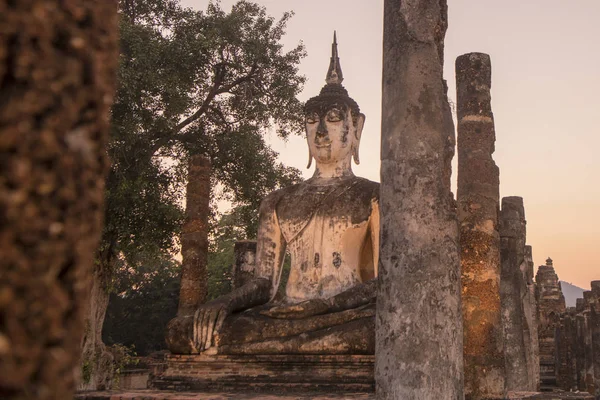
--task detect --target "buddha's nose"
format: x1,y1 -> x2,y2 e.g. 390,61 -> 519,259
316,119 -> 328,137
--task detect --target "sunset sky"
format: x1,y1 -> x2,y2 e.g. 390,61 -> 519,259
183,0 -> 600,289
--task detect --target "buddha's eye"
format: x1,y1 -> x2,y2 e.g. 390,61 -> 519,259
306,113 -> 319,124
326,109 -> 344,122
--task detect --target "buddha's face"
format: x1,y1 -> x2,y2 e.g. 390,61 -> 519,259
305,105 -> 363,165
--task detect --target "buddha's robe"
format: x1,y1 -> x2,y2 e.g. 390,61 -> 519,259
216,177 -> 379,354
167,177 -> 380,355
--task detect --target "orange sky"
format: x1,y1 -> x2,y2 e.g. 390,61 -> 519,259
184,0 -> 600,289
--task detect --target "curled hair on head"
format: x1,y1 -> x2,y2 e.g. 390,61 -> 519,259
304,84 -> 361,125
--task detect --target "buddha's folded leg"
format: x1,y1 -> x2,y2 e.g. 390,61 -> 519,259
217,316 -> 375,355
216,303 -> 375,347
166,303 -> 375,355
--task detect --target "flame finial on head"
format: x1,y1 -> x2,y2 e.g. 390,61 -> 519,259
305,31 -> 359,123
326,31 -> 343,85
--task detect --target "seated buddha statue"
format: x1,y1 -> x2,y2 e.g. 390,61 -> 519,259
166,34 -> 379,355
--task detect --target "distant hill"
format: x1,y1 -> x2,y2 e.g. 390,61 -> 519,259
560,281 -> 586,307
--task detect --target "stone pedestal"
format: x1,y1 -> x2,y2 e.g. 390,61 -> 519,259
152,354 -> 375,392
456,52 -> 504,400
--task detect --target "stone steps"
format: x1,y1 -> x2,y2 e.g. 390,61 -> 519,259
75,391 -> 374,399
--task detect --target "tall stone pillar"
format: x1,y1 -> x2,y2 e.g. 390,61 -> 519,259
524,245 -> 540,390
568,309 -> 579,391
232,240 -> 257,289
575,299 -> 587,391
455,52 -> 504,400
591,281 -> 600,398
556,309 -> 578,391
583,291 -> 596,395
500,196 -> 530,391
178,155 -> 211,316
535,258 -> 567,390
377,1 -> 464,398
0,1 -> 118,398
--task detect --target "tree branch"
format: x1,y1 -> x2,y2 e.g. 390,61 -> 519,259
174,61 -> 258,133
143,62 -> 259,159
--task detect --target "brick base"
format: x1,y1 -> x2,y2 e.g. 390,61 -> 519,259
151,354 -> 375,392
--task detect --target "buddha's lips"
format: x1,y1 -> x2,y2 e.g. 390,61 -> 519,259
315,143 -> 331,148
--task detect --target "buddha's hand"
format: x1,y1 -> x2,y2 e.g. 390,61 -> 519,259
192,297 -> 233,352
260,298 -> 331,320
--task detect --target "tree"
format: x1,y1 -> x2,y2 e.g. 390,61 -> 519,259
104,256 -> 181,356
103,206 -> 291,355
82,0 -> 305,388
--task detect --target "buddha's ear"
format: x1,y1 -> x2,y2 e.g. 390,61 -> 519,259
353,113 -> 366,165
355,113 -> 366,140
305,124 -> 313,169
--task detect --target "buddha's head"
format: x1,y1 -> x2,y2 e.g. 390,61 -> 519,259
304,33 -> 365,169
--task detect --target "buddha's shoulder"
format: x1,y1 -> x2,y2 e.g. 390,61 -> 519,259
259,183 -> 305,210
260,177 -> 379,211
334,177 -> 379,208
349,177 -> 379,198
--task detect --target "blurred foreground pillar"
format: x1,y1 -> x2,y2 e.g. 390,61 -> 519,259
0,1 -> 118,399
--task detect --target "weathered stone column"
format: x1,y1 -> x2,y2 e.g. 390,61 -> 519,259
591,281 -> 600,397
500,197 -> 530,391
568,309 -> 579,391
536,258 -> 567,390
377,1 -> 463,398
583,291 -> 596,395
524,245 -> 541,390
456,52 -> 504,400
556,309 -> 578,391
232,240 -> 257,289
575,299 -> 587,391
0,1 -> 118,398
178,155 -> 211,316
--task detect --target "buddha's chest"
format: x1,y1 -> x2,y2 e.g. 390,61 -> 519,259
275,184 -> 373,243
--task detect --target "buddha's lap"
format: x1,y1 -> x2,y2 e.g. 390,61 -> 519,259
216,303 -> 375,347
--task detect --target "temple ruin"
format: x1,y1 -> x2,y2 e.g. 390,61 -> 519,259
44,1 -> 599,399
531,261 -> 600,398
144,28 -> 600,400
